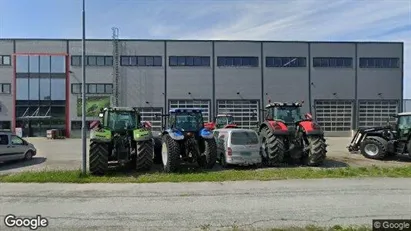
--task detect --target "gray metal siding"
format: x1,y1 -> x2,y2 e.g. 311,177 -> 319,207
357,43 -> 403,100
166,41 -> 213,100
263,42 -> 310,112
0,40 -> 14,121
120,41 -> 165,108
15,40 -> 66,53
310,43 -> 356,100
214,42 -> 261,100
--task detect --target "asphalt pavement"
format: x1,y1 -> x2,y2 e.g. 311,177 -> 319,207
1,178 -> 410,230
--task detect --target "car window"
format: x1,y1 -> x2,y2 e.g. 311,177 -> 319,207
11,135 -> 24,145
0,134 -> 9,145
230,131 -> 259,145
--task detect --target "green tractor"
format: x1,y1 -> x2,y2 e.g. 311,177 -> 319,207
89,107 -> 154,175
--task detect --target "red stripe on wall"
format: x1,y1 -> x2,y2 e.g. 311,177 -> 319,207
12,55 -> 16,134
65,55 -> 70,138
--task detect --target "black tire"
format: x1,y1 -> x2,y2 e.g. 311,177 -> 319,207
153,137 -> 163,164
162,134 -> 181,173
89,141 -> 109,175
136,140 -> 154,171
360,136 -> 388,159
304,136 -> 327,166
260,126 -> 285,166
197,138 -> 218,169
24,151 -> 33,160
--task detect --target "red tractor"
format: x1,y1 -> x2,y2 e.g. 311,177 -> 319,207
258,101 -> 327,166
204,114 -> 238,130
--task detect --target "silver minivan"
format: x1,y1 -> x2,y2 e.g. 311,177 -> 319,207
213,128 -> 262,167
0,131 -> 37,163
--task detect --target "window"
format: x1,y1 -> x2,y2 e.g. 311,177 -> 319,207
70,55 -> 113,66
0,121 -> 11,130
0,55 -> 11,66
359,57 -> 400,68
217,56 -> 259,67
266,57 -> 306,67
16,55 -> 29,73
120,56 -> 162,66
314,100 -> 354,132
11,135 -> 24,145
313,57 -> 353,68
168,56 -> 211,67
230,131 -> 259,145
50,56 -> 66,73
0,134 -> 8,145
71,83 -> 113,94
0,83 -> 11,94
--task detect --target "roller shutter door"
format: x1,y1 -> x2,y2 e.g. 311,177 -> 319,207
314,100 -> 354,132
168,100 -> 210,122
216,100 -> 259,129
358,100 -> 399,128
138,107 -> 163,131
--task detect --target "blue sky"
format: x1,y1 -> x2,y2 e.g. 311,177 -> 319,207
0,0 -> 410,97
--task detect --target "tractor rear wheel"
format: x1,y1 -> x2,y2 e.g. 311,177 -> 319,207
360,136 -> 388,159
303,135 -> 327,166
161,134 -> 181,173
136,140 -> 154,171
260,126 -> 285,166
197,138 -> 218,169
89,141 -> 109,175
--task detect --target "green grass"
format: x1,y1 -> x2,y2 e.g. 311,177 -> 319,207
199,224 -> 371,231
0,165 -> 410,183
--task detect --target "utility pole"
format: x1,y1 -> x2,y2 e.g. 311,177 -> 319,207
81,0 -> 87,175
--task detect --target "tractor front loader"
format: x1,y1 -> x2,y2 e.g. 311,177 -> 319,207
258,101 -> 327,166
154,108 -> 218,173
347,112 -> 411,159
89,107 -> 154,175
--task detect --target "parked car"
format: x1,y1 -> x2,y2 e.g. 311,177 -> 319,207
0,131 -> 37,163
213,128 -> 262,167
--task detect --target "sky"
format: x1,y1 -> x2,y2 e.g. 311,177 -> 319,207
0,0 -> 410,97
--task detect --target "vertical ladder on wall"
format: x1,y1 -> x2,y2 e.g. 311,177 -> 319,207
112,27 -> 120,107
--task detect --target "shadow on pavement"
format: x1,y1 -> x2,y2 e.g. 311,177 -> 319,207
0,157 -> 47,172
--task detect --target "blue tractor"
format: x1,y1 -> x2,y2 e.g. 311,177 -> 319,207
155,108 -> 218,172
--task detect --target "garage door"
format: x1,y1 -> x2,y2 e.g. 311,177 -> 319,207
216,100 -> 259,129
314,100 -> 354,132
168,100 -> 210,122
358,100 -> 399,128
138,107 -> 163,131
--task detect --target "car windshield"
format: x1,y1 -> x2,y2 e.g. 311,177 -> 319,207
172,112 -> 204,131
108,111 -> 138,130
272,106 -> 304,123
398,115 -> 411,129
230,131 -> 259,145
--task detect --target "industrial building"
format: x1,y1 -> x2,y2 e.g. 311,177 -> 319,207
0,38 -> 404,137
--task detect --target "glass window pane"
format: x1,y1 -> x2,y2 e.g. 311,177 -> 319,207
130,57 -> 137,66
177,56 -> 185,66
186,57 -> 194,66
16,78 -> 29,100
40,78 -> 51,100
194,57 -> 202,66
105,56 -> 113,66
88,56 -> 97,66
3,56 -> 11,65
96,56 -> 105,66
50,78 -> 66,100
50,56 -> 66,73
121,56 -> 129,66
137,56 -> 146,66
2,84 -> 11,93
153,56 -> 162,66
169,56 -> 178,66
29,56 -> 39,73
146,56 -> 154,66
105,84 -> 112,93
40,56 -> 50,73
16,55 -> 29,73
202,57 -> 210,66
29,77 -> 40,100
96,84 -> 105,93
71,56 -> 81,66
88,84 -> 97,93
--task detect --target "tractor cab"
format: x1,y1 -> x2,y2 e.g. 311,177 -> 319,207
168,108 -> 205,133
96,107 -> 144,134
264,102 -> 311,126
393,112 -> 411,140
215,114 -> 237,129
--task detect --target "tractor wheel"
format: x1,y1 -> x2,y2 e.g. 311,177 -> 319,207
89,141 -> 109,175
197,138 -> 218,169
135,140 -> 154,171
153,137 -> 163,164
360,136 -> 388,159
303,135 -> 327,166
161,134 -> 181,173
260,126 -> 285,166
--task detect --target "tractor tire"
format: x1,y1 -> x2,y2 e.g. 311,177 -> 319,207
304,136 -> 327,166
161,134 -> 181,173
260,126 -> 285,166
197,138 -> 218,169
136,140 -> 154,171
153,137 -> 163,164
360,136 -> 388,160
89,141 -> 109,175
